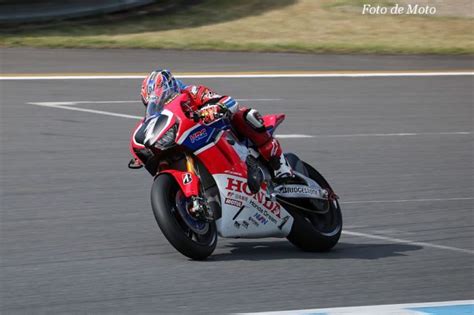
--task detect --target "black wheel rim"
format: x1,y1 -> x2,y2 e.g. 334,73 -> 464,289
168,184 -> 216,246
304,198 -> 341,236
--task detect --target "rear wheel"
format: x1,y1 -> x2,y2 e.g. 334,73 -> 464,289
151,174 -> 217,260
284,154 -> 342,252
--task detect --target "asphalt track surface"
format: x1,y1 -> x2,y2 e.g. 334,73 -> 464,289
1,48 -> 473,314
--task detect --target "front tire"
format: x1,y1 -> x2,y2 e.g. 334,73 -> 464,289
285,154 -> 342,252
151,174 -> 217,260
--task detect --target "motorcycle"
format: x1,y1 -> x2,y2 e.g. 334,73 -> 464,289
132,92 -> 342,260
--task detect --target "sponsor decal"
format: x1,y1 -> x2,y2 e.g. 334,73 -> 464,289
227,191 -> 248,202
224,170 -> 243,177
276,185 -> 321,196
249,200 -> 277,224
248,216 -> 259,227
189,128 -> 207,143
225,198 -> 243,208
253,213 -> 268,225
225,178 -> 282,218
234,220 -> 249,229
182,173 -> 193,184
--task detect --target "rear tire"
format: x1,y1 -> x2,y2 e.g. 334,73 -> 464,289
284,155 -> 342,252
151,174 -> 217,260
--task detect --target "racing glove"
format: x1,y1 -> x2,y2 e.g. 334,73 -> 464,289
198,104 -> 227,124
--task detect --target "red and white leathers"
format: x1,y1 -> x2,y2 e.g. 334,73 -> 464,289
131,82 -> 292,177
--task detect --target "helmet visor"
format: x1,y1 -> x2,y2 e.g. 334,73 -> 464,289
145,78 -> 174,119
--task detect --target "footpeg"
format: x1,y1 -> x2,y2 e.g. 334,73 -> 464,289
128,158 -> 143,169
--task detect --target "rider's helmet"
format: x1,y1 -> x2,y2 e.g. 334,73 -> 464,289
140,69 -> 181,106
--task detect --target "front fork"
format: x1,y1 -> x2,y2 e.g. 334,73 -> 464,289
159,154 -> 213,220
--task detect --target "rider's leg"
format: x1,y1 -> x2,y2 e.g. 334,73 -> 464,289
231,108 -> 293,178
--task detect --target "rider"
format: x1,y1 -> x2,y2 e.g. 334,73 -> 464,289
129,69 -> 293,180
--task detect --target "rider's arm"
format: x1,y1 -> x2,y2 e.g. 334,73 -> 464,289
183,85 -> 239,114
216,96 -> 239,115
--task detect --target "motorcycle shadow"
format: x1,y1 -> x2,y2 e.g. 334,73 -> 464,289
208,240 -> 422,261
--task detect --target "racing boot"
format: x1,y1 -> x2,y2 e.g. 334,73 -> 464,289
269,154 -> 298,187
272,154 -> 294,179
231,107 -> 294,184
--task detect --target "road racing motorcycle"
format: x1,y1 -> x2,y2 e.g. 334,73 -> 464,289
131,93 -> 342,260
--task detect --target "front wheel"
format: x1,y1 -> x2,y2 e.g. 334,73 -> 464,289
285,154 -> 342,252
151,174 -> 217,260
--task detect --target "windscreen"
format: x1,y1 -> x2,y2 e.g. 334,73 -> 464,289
145,95 -> 164,119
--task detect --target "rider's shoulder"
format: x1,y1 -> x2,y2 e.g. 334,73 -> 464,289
183,85 -> 213,94
183,85 -> 201,96
183,85 -> 222,103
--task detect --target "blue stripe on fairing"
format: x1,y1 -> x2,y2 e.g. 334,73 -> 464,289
181,118 -> 230,152
409,305 -> 474,315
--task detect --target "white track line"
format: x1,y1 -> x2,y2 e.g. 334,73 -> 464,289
342,197 -> 474,254
29,102 -> 142,119
310,131 -> 472,137
343,230 -> 474,255
27,102 -> 473,138
180,72 -> 474,78
275,134 -> 314,138
34,101 -> 138,106
3,71 -> 474,80
29,99 -> 281,106
341,196 -> 474,204
236,98 -> 282,102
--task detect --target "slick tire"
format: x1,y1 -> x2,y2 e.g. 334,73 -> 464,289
285,155 -> 342,252
151,174 -> 217,260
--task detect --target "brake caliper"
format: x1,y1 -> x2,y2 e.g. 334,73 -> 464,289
188,196 -> 214,221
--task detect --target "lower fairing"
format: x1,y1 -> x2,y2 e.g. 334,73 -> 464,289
213,174 -> 294,238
